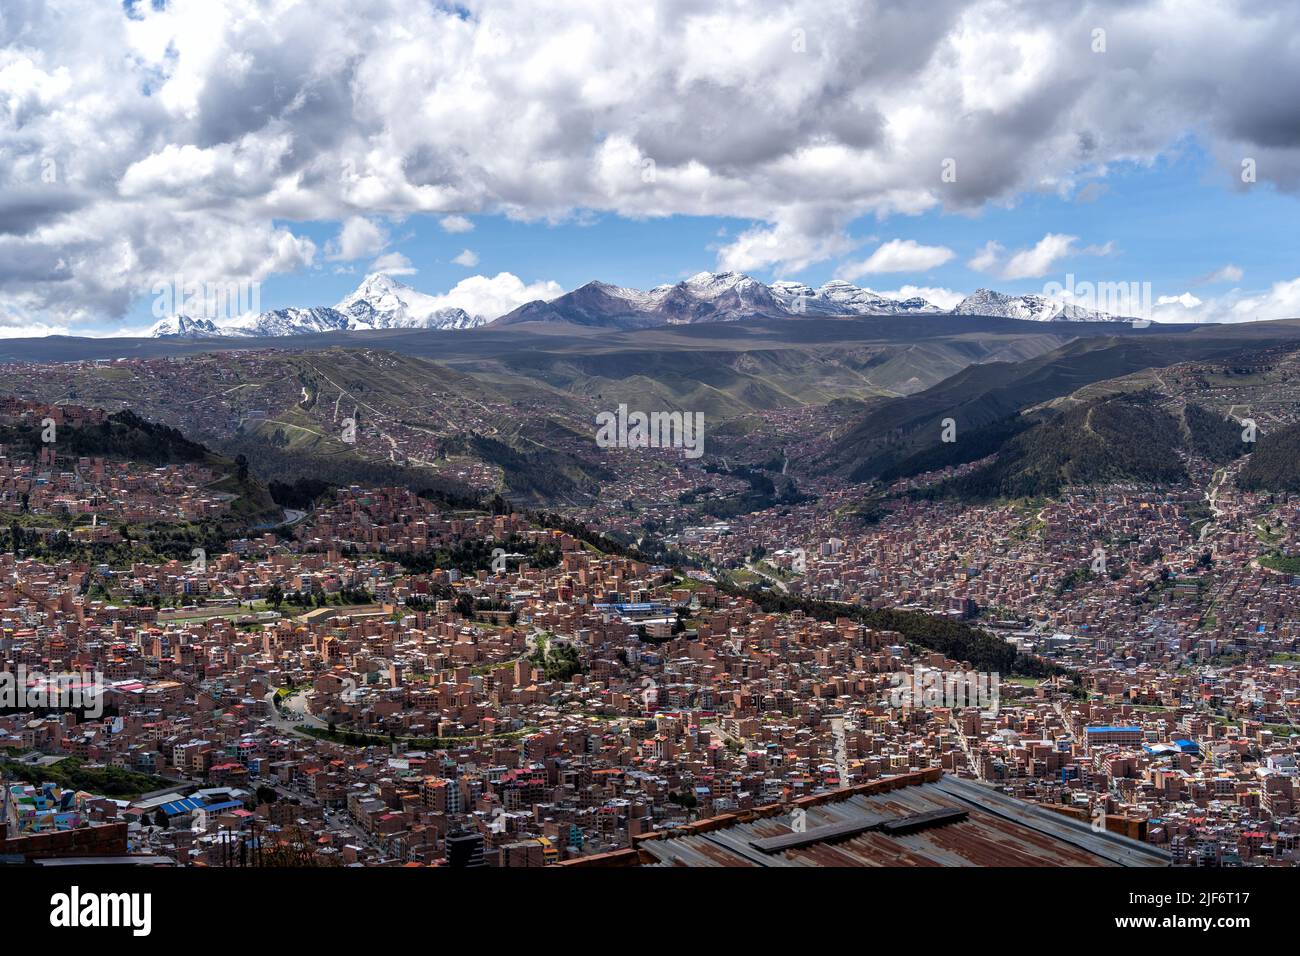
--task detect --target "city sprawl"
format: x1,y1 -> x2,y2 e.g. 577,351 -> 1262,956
2,338 -> 1299,870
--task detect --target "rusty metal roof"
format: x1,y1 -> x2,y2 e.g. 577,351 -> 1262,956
640,775 -> 1170,868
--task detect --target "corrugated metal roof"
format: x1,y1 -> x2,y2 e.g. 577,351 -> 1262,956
640,775 -> 1169,868
160,797 -> 206,816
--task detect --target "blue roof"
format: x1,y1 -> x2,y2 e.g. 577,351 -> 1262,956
160,797 -> 205,816
1086,726 -> 1142,734
201,800 -> 243,813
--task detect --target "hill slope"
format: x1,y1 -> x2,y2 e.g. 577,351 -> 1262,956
820,326 -> 1300,482
1239,421 -> 1300,494
938,394 -> 1242,499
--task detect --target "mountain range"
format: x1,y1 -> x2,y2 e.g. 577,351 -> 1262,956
149,273 -> 481,338
149,270 -> 1136,339
492,272 -> 1134,329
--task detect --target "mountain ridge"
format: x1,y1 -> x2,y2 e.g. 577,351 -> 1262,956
149,271 -> 1138,339
149,273 -> 482,338
493,273 -> 1134,330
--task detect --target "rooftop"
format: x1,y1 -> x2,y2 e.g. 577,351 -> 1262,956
568,771 -> 1171,868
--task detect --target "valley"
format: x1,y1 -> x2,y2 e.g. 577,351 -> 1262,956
5,312 -> 1300,871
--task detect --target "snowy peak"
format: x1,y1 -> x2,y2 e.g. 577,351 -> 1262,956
226,307 -> 351,336
660,270 -> 781,322
892,296 -> 944,314
494,272 -> 946,327
147,315 -> 224,338
951,289 -> 1058,321
350,272 -> 403,297
770,278 -> 941,315
150,272 -> 489,338
951,288 -> 1128,322
682,271 -> 766,300
494,271 -> 784,328
585,280 -> 667,310
149,270 -> 1135,340
334,272 -> 482,331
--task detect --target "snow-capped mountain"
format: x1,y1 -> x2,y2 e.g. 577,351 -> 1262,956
770,279 -> 943,315
147,315 -> 225,338
149,307 -> 352,338
951,289 -> 1129,322
149,273 -> 485,338
679,270 -> 774,303
334,273 -> 481,331
495,273 -> 1137,328
150,271 -> 1133,339
656,271 -> 785,323
494,272 -> 934,328
493,272 -> 778,328
226,307 -> 352,336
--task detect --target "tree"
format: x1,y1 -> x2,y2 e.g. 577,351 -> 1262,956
265,583 -> 284,609
455,593 -> 475,618
235,454 -> 250,483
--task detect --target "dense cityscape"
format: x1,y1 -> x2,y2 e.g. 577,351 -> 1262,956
2,365 -> 1298,871
6,0 -> 1297,939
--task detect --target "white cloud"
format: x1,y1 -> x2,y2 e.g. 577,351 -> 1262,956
327,217 -> 388,261
1228,277 -> 1300,322
4,0 -> 1300,328
371,251 -> 417,275
423,272 -> 563,321
967,240 -> 1004,273
999,233 -> 1079,280
716,218 -> 856,274
0,319 -> 70,338
452,248 -> 480,267
1145,277 -> 1300,324
969,235 -> 1113,279
439,215 -> 474,234
836,239 -> 954,279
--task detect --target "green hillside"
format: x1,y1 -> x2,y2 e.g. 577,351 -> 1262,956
938,394 -> 1242,500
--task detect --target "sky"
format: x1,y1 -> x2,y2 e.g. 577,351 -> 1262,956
2,0 -> 1300,336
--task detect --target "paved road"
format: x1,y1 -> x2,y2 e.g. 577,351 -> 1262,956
1200,467 -> 1228,542
259,776 -> 382,852
263,690 -> 328,731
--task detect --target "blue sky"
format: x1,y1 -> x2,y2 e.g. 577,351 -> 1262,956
145,141 -> 1295,329
8,0 -> 1300,335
